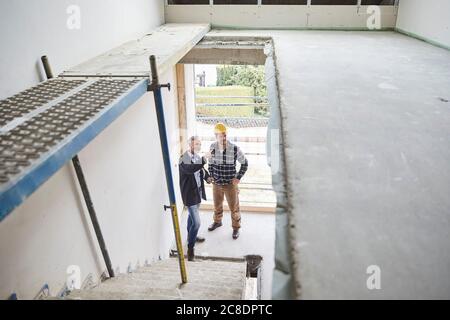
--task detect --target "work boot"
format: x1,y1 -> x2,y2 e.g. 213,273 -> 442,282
196,236 -> 206,243
188,236 -> 205,243
208,222 -> 223,232
187,247 -> 195,261
232,229 -> 240,240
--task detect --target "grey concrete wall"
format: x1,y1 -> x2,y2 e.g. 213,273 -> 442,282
0,1 -> 187,300
396,0 -> 450,49
165,4 -> 398,30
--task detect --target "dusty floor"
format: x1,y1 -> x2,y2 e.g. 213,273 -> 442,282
179,210 -> 275,299
207,29 -> 450,299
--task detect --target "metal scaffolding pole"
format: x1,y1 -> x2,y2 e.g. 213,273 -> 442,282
41,55 -> 115,279
148,55 -> 187,284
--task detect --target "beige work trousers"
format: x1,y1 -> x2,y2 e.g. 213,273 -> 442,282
213,183 -> 241,230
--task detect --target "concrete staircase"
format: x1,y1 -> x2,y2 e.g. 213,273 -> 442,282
62,258 -> 248,300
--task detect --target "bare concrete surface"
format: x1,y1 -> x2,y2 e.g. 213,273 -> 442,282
179,210 -> 276,299
64,258 -> 246,300
207,30 -> 450,299
276,31 -> 450,300
62,23 -> 210,77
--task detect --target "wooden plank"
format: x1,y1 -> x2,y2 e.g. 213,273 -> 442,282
176,64 -> 187,153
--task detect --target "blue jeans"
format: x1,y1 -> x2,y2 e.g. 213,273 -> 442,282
187,204 -> 201,249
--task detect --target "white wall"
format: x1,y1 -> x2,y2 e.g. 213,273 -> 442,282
0,0 -> 186,300
0,74 -> 183,298
0,0 -> 164,99
396,0 -> 450,49
165,4 -> 398,30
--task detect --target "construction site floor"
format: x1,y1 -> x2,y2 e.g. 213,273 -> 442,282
179,210 -> 275,299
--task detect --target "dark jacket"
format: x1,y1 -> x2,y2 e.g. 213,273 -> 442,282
179,152 -> 210,207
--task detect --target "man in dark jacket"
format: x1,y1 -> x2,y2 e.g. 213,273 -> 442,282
179,136 -> 212,261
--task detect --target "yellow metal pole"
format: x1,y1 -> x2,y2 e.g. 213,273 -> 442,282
148,55 -> 187,284
171,205 -> 187,283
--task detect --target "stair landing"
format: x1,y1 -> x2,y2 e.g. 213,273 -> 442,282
66,258 -> 247,300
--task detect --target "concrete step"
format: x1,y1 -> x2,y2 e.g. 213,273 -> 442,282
67,289 -> 180,300
63,257 -> 247,300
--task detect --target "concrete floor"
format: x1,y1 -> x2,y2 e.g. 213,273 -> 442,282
208,30 -> 450,299
179,210 -> 275,299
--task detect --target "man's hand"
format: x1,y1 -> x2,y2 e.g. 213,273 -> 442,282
232,178 -> 240,185
207,177 -> 214,184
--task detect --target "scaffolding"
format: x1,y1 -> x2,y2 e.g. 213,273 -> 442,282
0,23 -> 210,286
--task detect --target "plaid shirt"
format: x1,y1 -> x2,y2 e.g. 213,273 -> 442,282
208,140 -> 248,185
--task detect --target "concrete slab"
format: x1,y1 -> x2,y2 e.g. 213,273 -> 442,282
204,29 -> 450,299
180,37 -> 268,65
61,23 -> 210,77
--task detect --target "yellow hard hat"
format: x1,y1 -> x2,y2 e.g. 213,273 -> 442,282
214,122 -> 227,134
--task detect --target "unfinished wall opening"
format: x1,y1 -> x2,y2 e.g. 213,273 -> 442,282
193,63 -> 275,211
179,36 -> 277,208
176,37 -> 281,299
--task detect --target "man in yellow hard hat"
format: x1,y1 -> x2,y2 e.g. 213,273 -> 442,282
207,123 -> 248,240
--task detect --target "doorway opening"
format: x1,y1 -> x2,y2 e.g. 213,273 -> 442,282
176,37 -> 282,300
193,63 -> 276,212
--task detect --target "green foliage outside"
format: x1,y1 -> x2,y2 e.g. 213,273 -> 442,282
216,65 -> 267,97
195,65 -> 269,118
